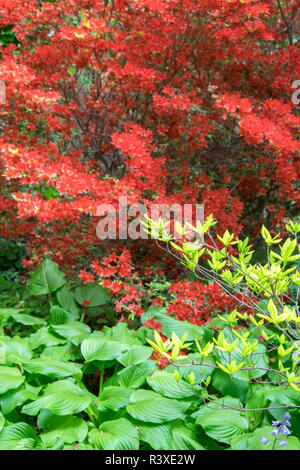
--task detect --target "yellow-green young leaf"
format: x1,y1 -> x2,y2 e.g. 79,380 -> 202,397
216,362 -> 230,374
205,376 -> 211,387
261,225 -> 271,243
187,372 -> 196,385
171,344 -> 180,360
174,371 -> 181,381
154,330 -> 164,349
146,338 -> 163,352
268,299 -> 278,321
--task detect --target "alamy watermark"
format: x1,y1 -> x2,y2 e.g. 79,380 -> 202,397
292,80 -> 300,105
96,197 -> 204,242
0,81 -> 5,105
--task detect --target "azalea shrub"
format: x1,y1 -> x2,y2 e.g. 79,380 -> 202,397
0,0 -> 299,276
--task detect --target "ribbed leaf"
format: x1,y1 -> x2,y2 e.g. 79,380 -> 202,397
245,391 -> 267,430
38,410 -> 88,446
0,366 -> 25,394
0,423 -> 37,450
1,385 -> 40,415
105,322 -> 144,346
118,345 -> 152,367
0,412 -> 4,433
29,327 -> 66,349
142,307 -> 204,341
56,286 -> 79,315
49,306 -> 75,325
99,386 -> 132,411
89,418 -> 139,450
81,336 -> 128,362
22,380 -> 92,416
40,344 -> 74,362
28,258 -> 66,295
7,312 -> 46,327
118,361 -> 155,389
212,369 -> 249,400
196,410 -> 248,444
126,389 -> 190,423
3,337 -> 33,364
23,358 -> 82,379
51,322 -> 91,346
147,371 -> 196,399
74,283 -> 111,307
171,422 -> 204,450
137,422 -> 172,450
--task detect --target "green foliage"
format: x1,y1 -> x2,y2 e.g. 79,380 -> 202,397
0,251 -> 300,450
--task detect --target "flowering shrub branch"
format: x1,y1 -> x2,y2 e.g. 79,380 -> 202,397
143,216 -> 300,410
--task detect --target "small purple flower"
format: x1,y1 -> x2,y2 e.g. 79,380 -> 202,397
283,413 -> 291,421
272,420 -> 281,427
281,425 -> 291,436
278,439 -> 287,448
285,420 -> 291,428
261,437 -> 269,445
271,428 -> 280,437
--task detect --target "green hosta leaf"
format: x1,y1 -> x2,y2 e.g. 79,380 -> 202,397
56,286 -> 79,315
49,306 -> 75,325
23,358 -> 82,379
0,366 -> 25,394
40,344 -> 75,362
137,422 -> 172,450
283,437 -> 300,450
28,258 -> 66,295
75,282 -> 111,307
105,322 -> 142,346
142,308 -> 204,341
146,370 -> 197,399
1,384 -> 41,415
29,327 -> 66,349
99,386 -> 132,411
245,391 -> 267,430
231,432 -> 252,450
191,396 -> 241,420
170,422 -> 204,450
126,389 -> 190,423
248,426 -> 274,450
118,361 -> 156,389
0,308 -> 21,319
212,369 -> 248,401
38,410 -> 88,447
89,418 -> 139,450
22,380 -> 93,416
260,387 -> 300,407
0,423 -> 37,450
51,322 -> 91,346
2,337 -> 33,364
196,410 -> 248,444
2,311 -> 46,327
81,336 -> 128,362
0,412 -> 4,433
117,345 -> 152,367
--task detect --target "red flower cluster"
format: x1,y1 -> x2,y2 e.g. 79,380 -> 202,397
0,0 -> 298,284
167,280 -> 237,325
